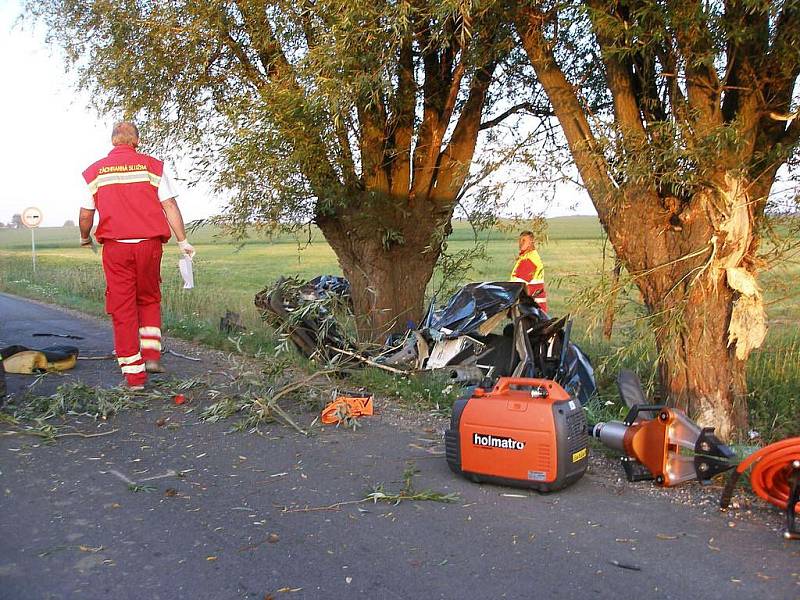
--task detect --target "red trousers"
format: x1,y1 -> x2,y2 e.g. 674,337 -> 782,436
526,283 -> 548,314
102,239 -> 163,385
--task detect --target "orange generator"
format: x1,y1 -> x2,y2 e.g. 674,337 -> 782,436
445,377 -> 589,492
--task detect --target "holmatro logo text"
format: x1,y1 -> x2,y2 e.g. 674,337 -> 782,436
472,433 -> 525,450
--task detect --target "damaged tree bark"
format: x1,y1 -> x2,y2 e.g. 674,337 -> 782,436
606,181 -> 763,439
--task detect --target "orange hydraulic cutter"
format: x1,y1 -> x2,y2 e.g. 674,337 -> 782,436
590,369 -> 736,487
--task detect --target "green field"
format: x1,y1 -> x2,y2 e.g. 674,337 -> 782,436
1,217 -> 797,440
0,217 -> 608,327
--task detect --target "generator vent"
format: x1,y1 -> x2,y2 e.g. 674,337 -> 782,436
566,408 -> 588,454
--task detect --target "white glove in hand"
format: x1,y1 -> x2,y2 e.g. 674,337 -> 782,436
80,236 -> 93,247
177,239 -> 196,258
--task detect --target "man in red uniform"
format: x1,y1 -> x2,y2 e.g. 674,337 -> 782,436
510,230 -> 548,313
79,122 -> 196,389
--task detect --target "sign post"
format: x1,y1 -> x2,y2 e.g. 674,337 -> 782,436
21,207 -> 43,273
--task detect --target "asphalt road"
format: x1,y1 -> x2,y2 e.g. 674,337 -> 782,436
1,293 -> 798,599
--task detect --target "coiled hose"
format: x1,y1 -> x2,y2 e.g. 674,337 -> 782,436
720,437 -> 800,539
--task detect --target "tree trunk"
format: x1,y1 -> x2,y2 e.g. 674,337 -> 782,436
649,277 -> 749,441
605,177 -> 763,439
318,199 -> 448,341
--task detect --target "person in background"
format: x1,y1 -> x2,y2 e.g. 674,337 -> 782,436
510,230 -> 548,313
79,121 -> 195,390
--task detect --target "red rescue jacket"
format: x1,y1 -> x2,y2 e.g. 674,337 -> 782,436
82,145 -> 171,243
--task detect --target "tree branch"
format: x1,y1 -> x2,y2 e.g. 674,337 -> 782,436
480,102 -> 543,130
431,60 -> 497,202
388,34 -> 416,197
586,0 -> 648,139
410,14 -> 444,199
229,1 -> 343,203
412,39 -> 467,199
514,7 -> 618,220
667,0 -> 723,130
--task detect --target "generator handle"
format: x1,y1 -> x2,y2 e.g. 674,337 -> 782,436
492,377 -> 549,395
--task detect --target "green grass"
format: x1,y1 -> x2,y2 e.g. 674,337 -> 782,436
1,218 -> 798,441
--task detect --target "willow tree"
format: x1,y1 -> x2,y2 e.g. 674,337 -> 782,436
513,0 -> 800,437
28,0 -> 526,337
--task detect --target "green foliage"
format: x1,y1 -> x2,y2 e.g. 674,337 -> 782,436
432,240 -> 490,300
259,276 -> 357,357
364,461 -> 460,504
746,331 -> 800,440
4,382 -> 147,424
128,484 -> 158,493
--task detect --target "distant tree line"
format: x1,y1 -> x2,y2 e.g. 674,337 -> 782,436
0,214 -> 24,229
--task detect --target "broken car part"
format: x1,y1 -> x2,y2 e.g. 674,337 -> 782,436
255,277 -> 597,403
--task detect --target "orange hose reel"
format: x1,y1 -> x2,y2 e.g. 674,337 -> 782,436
720,437 -> 800,540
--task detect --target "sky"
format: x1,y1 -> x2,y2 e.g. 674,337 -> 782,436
0,2 -> 595,229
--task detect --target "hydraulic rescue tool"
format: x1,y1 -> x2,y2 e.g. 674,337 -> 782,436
590,369 -> 736,487
445,377 -> 589,492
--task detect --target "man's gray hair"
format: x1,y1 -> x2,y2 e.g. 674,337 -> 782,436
111,121 -> 140,146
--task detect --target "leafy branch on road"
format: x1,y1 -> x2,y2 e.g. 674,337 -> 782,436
0,379 -> 202,441
365,462 -> 460,505
280,461 -> 459,513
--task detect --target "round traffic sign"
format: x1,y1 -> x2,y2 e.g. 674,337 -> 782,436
21,207 -> 43,228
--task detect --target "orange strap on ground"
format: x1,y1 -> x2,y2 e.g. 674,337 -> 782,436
735,437 -> 800,512
321,395 -> 374,424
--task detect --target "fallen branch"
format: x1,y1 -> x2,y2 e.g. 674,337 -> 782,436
77,354 -> 116,361
263,399 -> 309,436
270,370 -> 336,405
280,499 -> 367,513
0,428 -> 119,439
255,370 -> 337,436
280,465 -> 460,513
165,349 -> 202,362
327,347 -> 409,375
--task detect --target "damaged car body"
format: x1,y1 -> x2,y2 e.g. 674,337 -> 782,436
256,278 -> 596,405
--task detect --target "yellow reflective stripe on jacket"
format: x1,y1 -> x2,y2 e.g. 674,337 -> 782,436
87,171 -> 161,194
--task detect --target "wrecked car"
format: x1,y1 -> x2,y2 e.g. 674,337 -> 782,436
256,278 -> 596,405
